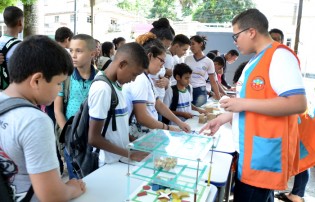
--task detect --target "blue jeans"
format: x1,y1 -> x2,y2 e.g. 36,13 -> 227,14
64,149 -> 78,179
192,86 -> 207,107
234,178 -> 274,202
291,169 -> 309,197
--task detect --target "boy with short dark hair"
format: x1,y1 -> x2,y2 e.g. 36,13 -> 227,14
164,63 -> 206,124
0,35 -> 85,201
88,42 -> 149,164
54,34 -> 97,178
0,6 -> 24,90
55,26 -> 74,49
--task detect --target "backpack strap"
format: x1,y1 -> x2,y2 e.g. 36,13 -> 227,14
161,85 -> 179,124
0,97 -> 37,202
101,59 -> 112,71
62,76 -> 71,112
93,73 -> 119,153
0,38 -> 21,90
0,97 -> 38,115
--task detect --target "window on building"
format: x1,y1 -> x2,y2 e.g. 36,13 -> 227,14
55,16 -> 59,23
87,16 -> 91,23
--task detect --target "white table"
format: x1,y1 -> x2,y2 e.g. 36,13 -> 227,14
71,162 -> 218,202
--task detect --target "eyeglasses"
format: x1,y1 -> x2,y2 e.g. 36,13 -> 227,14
156,56 -> 165,64
232,28 -> 250,42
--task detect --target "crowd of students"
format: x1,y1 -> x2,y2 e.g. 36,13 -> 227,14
0,5 -> 313,202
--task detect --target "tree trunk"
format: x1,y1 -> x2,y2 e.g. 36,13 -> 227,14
294,0 -> 303,54
23,4 -> 38,38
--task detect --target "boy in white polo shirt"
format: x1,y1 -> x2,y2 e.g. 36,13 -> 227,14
87,43 -> 149,165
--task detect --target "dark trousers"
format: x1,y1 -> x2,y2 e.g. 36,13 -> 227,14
292,169 -> 309,197
234,178 -> 274,202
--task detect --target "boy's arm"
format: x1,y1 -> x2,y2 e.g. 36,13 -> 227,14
88,119 -> 148,162
30,168 -> 85,202
208,74 -> 221,100
155,99 -> 191,132
191,104 -> 206,114
88,119 -> 129,157
217,81 -> 227,96
133,102 -> 165,129
220,94 -> 307,116
171,110 -> 193,119
54,96 -> 67,129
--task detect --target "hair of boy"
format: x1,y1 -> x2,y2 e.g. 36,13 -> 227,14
150,18 -> 174,41
102,42 -> 114,57
171,34 -> 190,46
227,49 -> 239,57
173,63 -> 192,78
112,37 -> 125,50
213,56 -> 225,66
206,52 -> 216,60
209,50 -> 219,56
3,6 -> 23,28
8,35 -> 73,83
115,42 -> 149,70
269,28 -> 284,41
72,34 -> 96,51
136,32 -> 166,58
54,27 -> 74,43
232,8 -> 269,36
190,35 -> 207,51
233,61 -> 248,84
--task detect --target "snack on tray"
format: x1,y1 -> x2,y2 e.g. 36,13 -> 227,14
154,157 -> 178,171
199,114 -> 207,124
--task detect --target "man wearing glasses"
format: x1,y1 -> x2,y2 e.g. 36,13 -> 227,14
201,8 -> 306,202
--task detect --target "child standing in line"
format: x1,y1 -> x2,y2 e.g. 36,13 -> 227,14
87,42 -> 150,165
164,63 -> 206,124
54,34 -> 97,179
0,35 -> 85,202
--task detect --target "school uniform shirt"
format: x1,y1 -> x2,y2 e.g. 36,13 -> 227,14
184,55 -> 215,88
0,93 -> 59,202
123,73 -> 158,136
164,85 -> 193,125
88,72 -> 129,165
149,66 -> 166,100
233,47 -> 305,153
0,35 -> 21,71
58,66 -> 96,120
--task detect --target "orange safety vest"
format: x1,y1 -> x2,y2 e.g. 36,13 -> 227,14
298,108 -> 315,172
238,42 -> 302,190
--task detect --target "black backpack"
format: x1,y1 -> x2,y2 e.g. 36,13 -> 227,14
60,74 -> 118,179
0,38 -> 21,90
0,98 -> 37,202
162,85 -> 191,124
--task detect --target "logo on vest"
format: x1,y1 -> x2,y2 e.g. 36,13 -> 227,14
251,76 -> 265,91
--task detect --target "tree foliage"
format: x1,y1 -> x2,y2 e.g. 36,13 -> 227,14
117,0 -> 152,18
0,0 -> 18,13
179,0 -> 198,17
193,0 -> 254,23
148,0 -> 176,20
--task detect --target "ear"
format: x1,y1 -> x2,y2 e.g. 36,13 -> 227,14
29,72 -> 44,89
175,74 -> 180,81
147,53 -> 152,60
119,60 -> 128,70
249,28 -> 257,40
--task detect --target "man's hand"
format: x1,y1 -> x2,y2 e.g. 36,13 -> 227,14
177,121 -> 191,133
220,98 -> 244,112
199,117 -> 222,136
181,112 -> 193,119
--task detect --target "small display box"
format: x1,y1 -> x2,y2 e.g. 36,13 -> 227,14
126,130 -> 214,202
